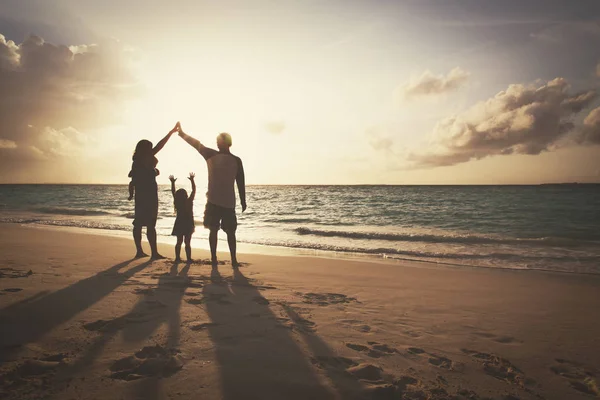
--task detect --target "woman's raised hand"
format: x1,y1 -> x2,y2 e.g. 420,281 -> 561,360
169,121 -> 180,134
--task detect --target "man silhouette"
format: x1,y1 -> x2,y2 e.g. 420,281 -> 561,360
178,125 -> 246,267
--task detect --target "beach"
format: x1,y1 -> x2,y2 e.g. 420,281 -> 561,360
0,223 -> 599,400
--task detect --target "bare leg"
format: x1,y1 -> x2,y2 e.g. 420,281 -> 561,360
184,234 -> 192,262
148,226 -> 164,259
226,231 -> 238,268
133,226 -> 147,258
209,229 -> 218,266
175,235 -> 183,262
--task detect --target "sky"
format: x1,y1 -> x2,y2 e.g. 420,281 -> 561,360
0,0 -> 599,184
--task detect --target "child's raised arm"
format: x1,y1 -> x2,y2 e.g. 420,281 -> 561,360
169,175 -> 177,197
188,172 -> 196,202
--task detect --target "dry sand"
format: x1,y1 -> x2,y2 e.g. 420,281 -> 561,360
0,223 -> 599,400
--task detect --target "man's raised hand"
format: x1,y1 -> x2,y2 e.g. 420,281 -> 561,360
169,121 -> 180,134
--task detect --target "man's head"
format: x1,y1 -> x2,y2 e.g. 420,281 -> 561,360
216,132 -> 232,151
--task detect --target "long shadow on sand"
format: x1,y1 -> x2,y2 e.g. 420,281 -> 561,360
203,267 -> 335,400
0,259 -> 152,361
51,261 -> 191,400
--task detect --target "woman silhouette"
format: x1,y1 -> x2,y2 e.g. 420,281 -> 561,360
128,122 -> 179,259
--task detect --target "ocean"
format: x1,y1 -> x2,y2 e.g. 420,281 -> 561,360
0,184 -> 599,274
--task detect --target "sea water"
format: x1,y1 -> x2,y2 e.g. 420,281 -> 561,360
0,184 -> 599,274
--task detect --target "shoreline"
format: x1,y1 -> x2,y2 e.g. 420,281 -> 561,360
5,221 -> 600,277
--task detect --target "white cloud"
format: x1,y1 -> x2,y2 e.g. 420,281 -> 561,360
409,78 -> 598,167
264,121 -> 285,135
580,106 -> 600,144
402,67 -> 470,98
0,33 -> 140,178
0,139 -> 17,149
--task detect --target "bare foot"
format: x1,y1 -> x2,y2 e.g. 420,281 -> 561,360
211,258 -> 218,268
231,259 -> 240,269
151,253 -> 166,260
135,252 -> 149,259
186,259 -> 194,264
174,258 -> 182,263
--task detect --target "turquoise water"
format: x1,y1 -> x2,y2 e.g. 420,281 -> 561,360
0,184 -> 599,274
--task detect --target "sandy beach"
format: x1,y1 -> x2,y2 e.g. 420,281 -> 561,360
0,223 -> 599,400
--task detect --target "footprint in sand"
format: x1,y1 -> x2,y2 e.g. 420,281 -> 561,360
133,287 -> 154,295
550,358 -> 599,397
0,353 -> 68,392
338,319 -> 372,333
3,288 -> 23,293
311,356 -> 358,370
189,322 -> 219,331
493,336 -> 517,344
301,292 -> 358,306
109,345 -> 183,381
407,347 -> 426,355
0,268 -> 33,279
347,363 -> 384,381
278,303 -> 318,333
346,342 -> 398,358
427,354 -> 453,370
406,347 -> 460,371
186,293 -> 231,305
470,328 -> 519,345
462,349 -> 535,388
252,296 -> 270,305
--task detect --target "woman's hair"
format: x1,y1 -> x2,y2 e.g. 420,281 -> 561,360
133,140 -> 153,161
174,188 -> 188,212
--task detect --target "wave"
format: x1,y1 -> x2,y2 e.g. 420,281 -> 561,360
293,227 -> 593,248
35,207 -> 114,216
264,218 -> 317,224
243,237 -> 597,262
0,217 -> 130,232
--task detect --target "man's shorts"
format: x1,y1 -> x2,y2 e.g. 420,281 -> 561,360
203,202 -> 237,233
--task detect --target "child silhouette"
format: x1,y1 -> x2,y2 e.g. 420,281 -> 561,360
169,172 -> 196,262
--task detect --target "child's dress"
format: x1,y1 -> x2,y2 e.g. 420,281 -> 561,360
172,199 -> 195,236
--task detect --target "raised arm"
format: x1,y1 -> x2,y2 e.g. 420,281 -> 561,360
178,125 -> 219,159
188,172 -> 196,202
169,175 -> 177,197
178,128 -> 203,152
235,157 -> 246,212
152,122 -> 179,155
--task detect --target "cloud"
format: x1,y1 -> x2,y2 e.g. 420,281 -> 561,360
0,33 -> 139,180
366,127 -> 394,152
264,121 -> 285,135
0,139 -> 17,149
580,107 -> 600,144
409,78 -> 598,167
402,67 -> 470,98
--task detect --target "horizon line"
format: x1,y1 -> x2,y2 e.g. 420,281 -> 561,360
1,182 -> 599,186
